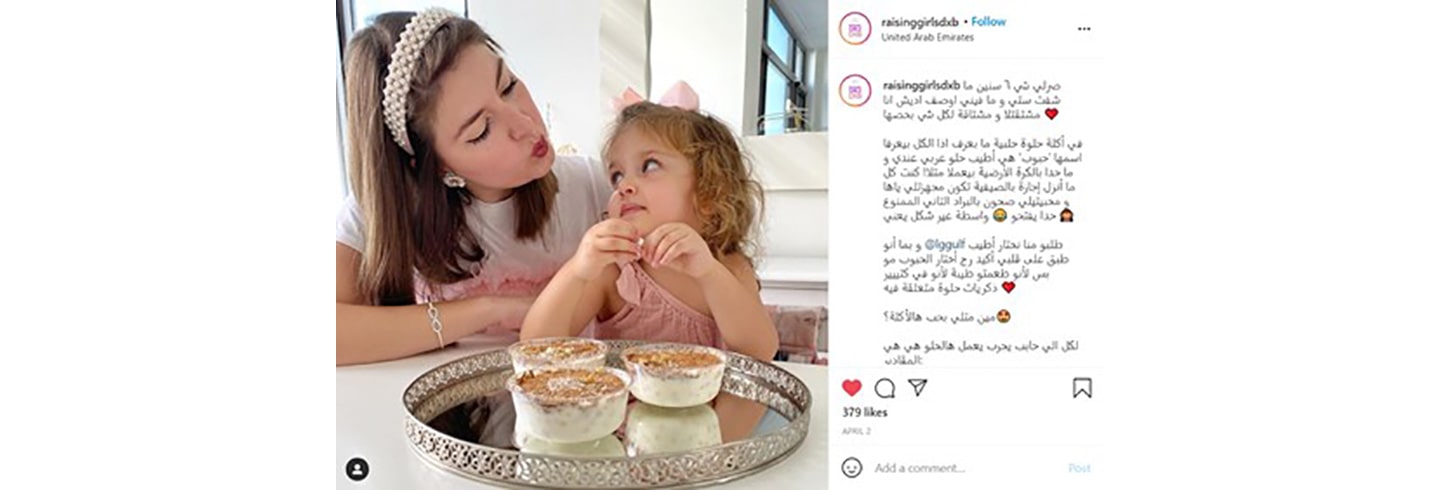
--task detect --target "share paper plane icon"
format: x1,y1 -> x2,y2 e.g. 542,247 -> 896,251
908,378 -> 928,397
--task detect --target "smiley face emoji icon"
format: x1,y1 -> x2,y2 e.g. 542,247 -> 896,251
993,208 -> 1007,223
1060,208 -> 1073,222
841,456 -> 863,478
997,309 -> 1011,323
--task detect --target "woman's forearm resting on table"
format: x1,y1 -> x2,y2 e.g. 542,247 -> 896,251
336,296 -> 501,366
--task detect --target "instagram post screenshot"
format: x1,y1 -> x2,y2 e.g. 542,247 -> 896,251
323,0 -> 1434,488
7,0 -> 1437,489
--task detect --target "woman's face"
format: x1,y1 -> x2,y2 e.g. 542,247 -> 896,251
427,44 -> 554,202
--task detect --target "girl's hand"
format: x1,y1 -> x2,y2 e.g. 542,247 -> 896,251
573,218 -> 641,280
641,223 -> 720,279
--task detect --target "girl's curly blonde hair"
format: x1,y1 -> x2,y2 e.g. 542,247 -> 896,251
603,102 -> 765,263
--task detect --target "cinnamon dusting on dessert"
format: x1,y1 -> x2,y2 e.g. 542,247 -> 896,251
515,368 -> 625,401
515,338 -> 602,359
625,349 -> 722,369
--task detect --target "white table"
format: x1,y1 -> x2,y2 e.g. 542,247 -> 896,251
337,334 -> 829,488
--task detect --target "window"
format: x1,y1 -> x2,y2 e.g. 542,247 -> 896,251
758,2 -> 808,136
336,0 -> 468,199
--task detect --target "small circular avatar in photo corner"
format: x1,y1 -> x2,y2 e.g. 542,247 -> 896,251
345,457 -> 370,481
997,309 -> 1011,324
993,208 -> 1007,223
1060,207 -> 1073,222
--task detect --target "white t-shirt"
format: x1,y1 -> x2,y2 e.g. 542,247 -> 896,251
335,155 -> 612,302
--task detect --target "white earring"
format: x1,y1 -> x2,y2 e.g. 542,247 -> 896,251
442,171 -> 466,188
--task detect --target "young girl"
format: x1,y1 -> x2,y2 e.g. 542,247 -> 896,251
520,84 -> 780,364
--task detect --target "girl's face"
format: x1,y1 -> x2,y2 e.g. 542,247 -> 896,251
427,44 -> 553,202
605,127 -> 700,236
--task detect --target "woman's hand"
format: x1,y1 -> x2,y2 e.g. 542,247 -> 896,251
572,219 -> 641,281
641,223 -> 721,279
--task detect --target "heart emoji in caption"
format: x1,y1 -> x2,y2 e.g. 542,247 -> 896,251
842,379 -> 862,397
1045,108 -> 1058,120
1002,281 -> 1016,293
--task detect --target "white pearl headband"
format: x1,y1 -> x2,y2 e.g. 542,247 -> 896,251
381,8 -> 459,156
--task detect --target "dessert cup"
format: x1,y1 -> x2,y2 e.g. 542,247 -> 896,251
621,343 -> 727,408
508,366 -> 631,443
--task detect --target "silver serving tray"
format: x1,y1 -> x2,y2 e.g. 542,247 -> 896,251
402,340 -> 812,488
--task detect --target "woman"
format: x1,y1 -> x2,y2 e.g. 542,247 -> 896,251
336,9 -> 610,365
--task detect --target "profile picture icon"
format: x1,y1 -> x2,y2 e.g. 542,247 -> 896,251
345,457 -> 369,481
997,309 -> 1011,324
839,12 -> 872,45
1060,208 -> 1073,222
993,208 -> 1007,223
838,74 -> 871,107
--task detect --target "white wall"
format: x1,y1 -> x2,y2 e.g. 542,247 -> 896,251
649,0 -> 761,136
744,132 -> 827,190
336,29 -> 350,203
759,190 -> 827,257
600,0 -> 649,106
742,0 -> 763,137
468,0 -> 606,157
746,133 -> 828,259
810,47 -> 827,131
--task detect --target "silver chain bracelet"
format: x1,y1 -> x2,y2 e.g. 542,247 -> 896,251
425,301 -> 445,349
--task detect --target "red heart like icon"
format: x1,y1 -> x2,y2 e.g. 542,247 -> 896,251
1002,281 -> 1016,293
1045,108 -> 1058,120
842,379 -> 862,397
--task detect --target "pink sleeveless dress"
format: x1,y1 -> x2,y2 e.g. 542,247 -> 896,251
592,262 -> 725,349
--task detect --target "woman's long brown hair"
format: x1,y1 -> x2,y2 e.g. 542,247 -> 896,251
344,12 -> 556,305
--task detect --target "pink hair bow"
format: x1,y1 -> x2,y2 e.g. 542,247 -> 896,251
611,81 -> 700,112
